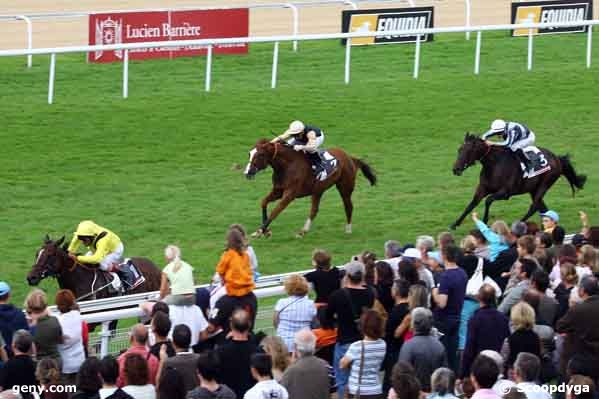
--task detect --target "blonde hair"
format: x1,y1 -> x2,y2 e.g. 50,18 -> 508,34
261,336 -> 290,370
460,235 -> 477,254
284,275 -> 309,297
491,220 -> 511,243
579,245 -> 598,272
25,289 -> 47,314
560,263 -> 579,286
408,284 -> 428,310
164,245 -> 181,262
511,301 -> 535,331
36,358 -> 61,385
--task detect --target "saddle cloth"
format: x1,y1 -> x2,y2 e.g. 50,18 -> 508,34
521,146 -> 551,179
314,150 -> 338,181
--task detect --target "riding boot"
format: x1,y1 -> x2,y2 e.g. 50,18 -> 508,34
116,262 -> 145,291
307,151 -> 323,172
516,149 -> 530,172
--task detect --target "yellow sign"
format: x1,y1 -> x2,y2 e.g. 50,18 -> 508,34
514,6 -> 542,35
349,15 -> 378,45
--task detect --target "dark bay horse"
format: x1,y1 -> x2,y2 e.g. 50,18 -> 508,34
27,236 -> 162,301
244,139 -> 377,237
451,133 -> 586,229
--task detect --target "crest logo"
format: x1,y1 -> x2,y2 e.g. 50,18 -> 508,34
95,17 -> 123,60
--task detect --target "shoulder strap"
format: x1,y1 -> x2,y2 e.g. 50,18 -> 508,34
278,296 -> 305,315
357,340 -> 365,399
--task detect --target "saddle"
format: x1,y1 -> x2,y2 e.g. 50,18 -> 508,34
520,146 -> 551,179
308,150 -> 338,181
101,259 -> 145,294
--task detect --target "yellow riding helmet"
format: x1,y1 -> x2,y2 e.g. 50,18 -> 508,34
75,220 -> 100,237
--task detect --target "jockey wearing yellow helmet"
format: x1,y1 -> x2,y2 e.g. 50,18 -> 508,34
67,221 -> 124,271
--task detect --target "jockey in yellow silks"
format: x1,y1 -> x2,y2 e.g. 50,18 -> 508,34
67,221 -> 124,271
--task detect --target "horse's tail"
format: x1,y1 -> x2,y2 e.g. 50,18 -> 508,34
352,158 -> 377,186
559,154 -> 586,196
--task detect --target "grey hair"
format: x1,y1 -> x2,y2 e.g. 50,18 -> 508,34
12,329 -> 33,354
164,245 -> 181,261
411,307 -> 433,335
514,352 -> 541,382
480,350 -> 504,372
416,236 -> 435,252
384,240 -> 402,258
294,329 -> 316,357
431,367 -> 455,395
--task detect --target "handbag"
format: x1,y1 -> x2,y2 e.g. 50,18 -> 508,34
466,257 -> 502,297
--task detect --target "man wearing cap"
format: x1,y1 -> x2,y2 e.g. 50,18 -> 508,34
482,119 -> 536,173
0,282 -> 29,357
271,120 -> 326,173
404,247 -> 435,292
326,261 -> 374,399
540,210 -> 559,234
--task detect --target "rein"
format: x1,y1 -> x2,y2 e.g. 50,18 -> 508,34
481,142 -> 492,160
272,142 -> 280,161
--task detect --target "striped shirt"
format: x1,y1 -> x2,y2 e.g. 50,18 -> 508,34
275,295 -> 317,351
345,339 -> 387,396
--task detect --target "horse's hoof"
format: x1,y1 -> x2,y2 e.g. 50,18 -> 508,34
251,229 -> 264,238
264,230 -> 272,238
345,224 -> 352,234
296,230 -> 306,239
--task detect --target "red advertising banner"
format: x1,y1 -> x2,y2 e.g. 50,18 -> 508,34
88,9 -> 249,63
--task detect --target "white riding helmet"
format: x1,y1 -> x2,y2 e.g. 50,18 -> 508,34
491,119 -> 507,133
288,120 -> 305,134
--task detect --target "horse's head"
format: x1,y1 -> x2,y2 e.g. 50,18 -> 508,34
244,139 -> 277,179
27,235 -> 68,286
453,133 -> 488,176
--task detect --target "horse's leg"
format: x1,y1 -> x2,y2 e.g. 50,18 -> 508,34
521,183 -> 554,221
253,189 -> 283,237
297,192 -> 323,238
335,184 -> 354,234
482,191 -> 510,224
259,192 -> 297,235
450,186 -> 487,230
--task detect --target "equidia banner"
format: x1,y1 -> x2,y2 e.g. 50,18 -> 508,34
511,0 -> 593,36
88,9 -> 249,63
341,7 -> 434,46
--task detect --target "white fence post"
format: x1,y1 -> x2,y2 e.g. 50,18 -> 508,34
100,321 -> 111,358
271,41 -> 279,89
123,49 -> 129,99
474,31 -> 481,74
527,28 -> 534,71
344,38 -> 351,84
465,0 -> 471,40
587,26 -> 593,68
413,34 -> 421,79
48,53 -> 56,104
287,4 -> 299,52
16,16 -> 32,68
205,45 -> 213,92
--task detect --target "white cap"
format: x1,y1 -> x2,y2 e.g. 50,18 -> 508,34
403,247 -> 422,260
491,119 -> 506,133
287,120 -> 305,134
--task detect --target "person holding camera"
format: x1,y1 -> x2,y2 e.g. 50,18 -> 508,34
304,249 -> 343,306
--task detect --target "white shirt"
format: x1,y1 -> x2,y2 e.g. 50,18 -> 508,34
168,304 -> 208,346
244,379 -> 288,399
163,259 -> 195,296
274,295 -> 316,352
99,387 -> 118,399
56,310 -> 85,374
247,245 -> 259,275
383,257 -> 402,277
123,384 -> 156,399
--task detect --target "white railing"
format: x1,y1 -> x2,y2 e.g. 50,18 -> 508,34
0,20 -> 596,104
0,0 -> 425,66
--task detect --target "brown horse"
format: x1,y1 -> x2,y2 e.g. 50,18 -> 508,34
244,139 -> 377,237
27,236 -> 162,301
451,133 -> 586,229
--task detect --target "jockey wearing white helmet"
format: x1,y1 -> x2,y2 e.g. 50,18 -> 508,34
271,120 -> 325,153
482,119 -> 536,170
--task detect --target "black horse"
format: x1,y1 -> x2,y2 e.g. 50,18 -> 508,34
451,133 -> 586,229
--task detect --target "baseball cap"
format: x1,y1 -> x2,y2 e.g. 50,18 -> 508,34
571,234 -> 588,248
540,210 -> 559,223
344,261 -> 365,276
403,248 -> 422,260
428,251 -> 443,265
0,282 -> 10,296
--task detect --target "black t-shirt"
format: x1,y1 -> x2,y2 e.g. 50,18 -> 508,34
0,355 -> 37,392
326,287 -> 375,344
305,267 -> 342,303
216,339 -> 257,398
149,339 -> 176,360
209,293 -> 257,336
385,302 -> 410,353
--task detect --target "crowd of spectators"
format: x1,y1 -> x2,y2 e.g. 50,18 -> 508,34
0,212 -> 598,399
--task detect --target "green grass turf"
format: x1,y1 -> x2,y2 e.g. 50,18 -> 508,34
1,30 -> 598,305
